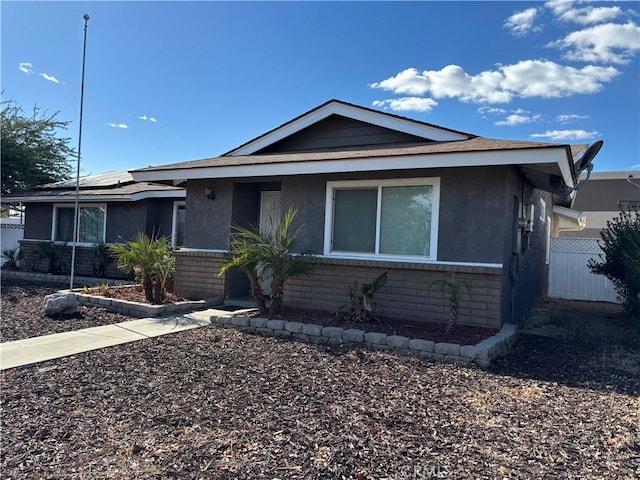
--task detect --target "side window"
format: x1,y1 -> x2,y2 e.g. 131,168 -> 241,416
172,202 -> 186,247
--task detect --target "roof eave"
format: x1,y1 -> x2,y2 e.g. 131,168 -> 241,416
131,147 -> 572,188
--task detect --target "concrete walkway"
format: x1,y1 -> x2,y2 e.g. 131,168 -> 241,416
0,309 -> 219,370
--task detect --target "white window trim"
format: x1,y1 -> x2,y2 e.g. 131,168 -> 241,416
52,203 -> 107,246
171,201 -> 186,248
324,177 -> 440,262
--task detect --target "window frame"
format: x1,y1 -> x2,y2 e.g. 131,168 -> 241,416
52,203 -> 107,245
171,200 -> 186,248
324,177 -> 440,261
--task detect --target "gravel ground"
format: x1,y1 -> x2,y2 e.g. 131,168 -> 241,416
1,277 -> 639,479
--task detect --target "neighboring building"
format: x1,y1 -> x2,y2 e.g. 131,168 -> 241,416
558,171 -> 640,238
131,99 -> 600,327
1,171 -> 186,277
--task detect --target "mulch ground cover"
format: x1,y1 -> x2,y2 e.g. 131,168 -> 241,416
1,278 -> 133,342
1,277 -> 639,479
83,283 -> 498,345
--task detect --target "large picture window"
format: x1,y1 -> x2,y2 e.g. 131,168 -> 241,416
325,178 -> 439,260
53,205 -> 106,244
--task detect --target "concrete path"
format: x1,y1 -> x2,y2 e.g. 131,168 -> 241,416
0,309 -> 219,370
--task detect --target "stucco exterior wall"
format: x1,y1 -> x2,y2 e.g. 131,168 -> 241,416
175,164 -> 554,326
185,179 -> 234,249
106,202 -> 148,242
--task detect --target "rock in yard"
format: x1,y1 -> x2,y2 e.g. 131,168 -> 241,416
43,293 -> 78,316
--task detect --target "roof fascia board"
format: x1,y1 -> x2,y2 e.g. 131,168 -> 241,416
230,102 -> 468,156
132,148 -> 570,183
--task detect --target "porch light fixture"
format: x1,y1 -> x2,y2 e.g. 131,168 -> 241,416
205,187 -> 216,201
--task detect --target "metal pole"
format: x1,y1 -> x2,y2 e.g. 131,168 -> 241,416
70,14 -> 90,290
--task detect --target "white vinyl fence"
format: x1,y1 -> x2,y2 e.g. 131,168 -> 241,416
548,237 -> 620,303
0,219 -> 25,266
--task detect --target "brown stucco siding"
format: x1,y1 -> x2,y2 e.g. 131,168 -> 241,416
573,178 -> 640,211
173,249 -> 226,300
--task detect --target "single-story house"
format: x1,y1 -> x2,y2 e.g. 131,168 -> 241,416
1,170 -> 186,277
557,170 -> 639,238
131,99 -> 601,327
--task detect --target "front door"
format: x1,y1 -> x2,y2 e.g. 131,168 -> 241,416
259,191 -> 281,294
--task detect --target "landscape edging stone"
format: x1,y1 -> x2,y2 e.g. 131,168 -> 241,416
209,313 -> 517,367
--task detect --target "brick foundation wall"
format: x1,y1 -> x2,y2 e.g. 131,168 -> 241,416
283,258 -> 503,328
173,249 -> 504,328
173,250 -> 226,300
18,240 -> 128,279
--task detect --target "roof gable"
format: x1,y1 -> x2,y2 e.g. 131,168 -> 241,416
225,99 -> 473,156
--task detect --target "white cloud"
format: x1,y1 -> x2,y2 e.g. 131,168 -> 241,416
139,114 -> 158,123
530,129 -> 599,140
39,73 -> 60,84
370,61 -> 619,104
372,97 -> 438,113
550,21 -> 640,64
19,62 -> 33,74
545,1 -> 623,25
556,114 -> 590,123
495,114 -> 542,126
478,106 -> 508,115
504,8 -> 540,36
107,123 -> 128,129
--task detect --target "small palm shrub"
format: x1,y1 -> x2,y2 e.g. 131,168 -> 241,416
1,248 -> 21,270
35,242 -> 70,275
220,234 -> 268,314
91,243 -> 114,278
431,271 -> 471,335
220,207 -> 314,316
337,272 -> 388,323
109,233 -> 175,304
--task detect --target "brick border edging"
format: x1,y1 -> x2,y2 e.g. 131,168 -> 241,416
62,289 -> 225,318
210,314 -> 517,367
1,270 -> 132,287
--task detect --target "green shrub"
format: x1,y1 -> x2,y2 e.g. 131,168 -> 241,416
35,242 -> 70,275
588,206 -> 640,323
220,207 -> 314,316
110,233 -> 174,304
431,271 -> 471,335
91,243 -> 114,278
1,248 -> 21,270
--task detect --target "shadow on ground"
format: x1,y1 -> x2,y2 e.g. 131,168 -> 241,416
490,299 -> 639,396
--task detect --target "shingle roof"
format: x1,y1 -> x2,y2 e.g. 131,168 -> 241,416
135,137 -> 583,173
2,171 -> 184,203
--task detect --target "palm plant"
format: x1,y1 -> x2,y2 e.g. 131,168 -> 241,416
261,207 -> 315,315
1,248 -> 21,270
220,207 -> 314,316
220,230 -> 268,314
35,242 -> 69,275
109,233 -> 174,304
91,243 -> 114,278
431,271 -> 471,335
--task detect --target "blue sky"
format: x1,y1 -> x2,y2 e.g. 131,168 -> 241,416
2,1 -> 639,176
